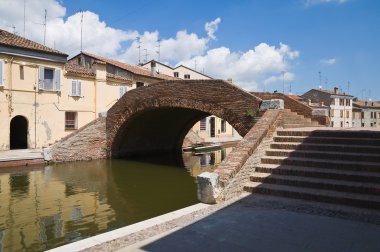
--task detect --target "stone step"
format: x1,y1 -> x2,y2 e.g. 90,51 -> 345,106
270,142 -> 380,154
255,164 -> 380,183
250,172 -> 380,195
260,156 -> 380,172
277,130 -> 380,138
266,149 -> 380,162
243,182 -> 380,209
283,124 -> 317,129
273,136 -> 380,146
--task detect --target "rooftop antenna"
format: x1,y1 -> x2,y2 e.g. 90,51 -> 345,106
361,89 -> 366,100
281,71 -> 285,93
318,71 -> 322,87
80,10 -> 84,51
368,89 -> 371,101
11,24 -> 16,34
136,36 -> 141,64
324,77 -> 328,89
289,82 -> 292,94
43,9 -> 47,45
23,0 -> 26,37
156,39 -> 161,62
143,48 -> 149,63
346,81 -> 350,94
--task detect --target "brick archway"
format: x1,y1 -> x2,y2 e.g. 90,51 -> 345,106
107,80 -> 262,158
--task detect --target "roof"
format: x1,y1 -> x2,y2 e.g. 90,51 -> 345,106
64,61 -> 95,78
309,88 -> 353,97
353,100 -> 380,108
80,52 -> 179,81
143,59 -> 213,79
286,94 -> 303,101
0,29 -> 68,56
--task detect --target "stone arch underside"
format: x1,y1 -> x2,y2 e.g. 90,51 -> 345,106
107,80 -> 262,158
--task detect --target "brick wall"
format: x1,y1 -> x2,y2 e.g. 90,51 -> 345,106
50,118 -> 107,162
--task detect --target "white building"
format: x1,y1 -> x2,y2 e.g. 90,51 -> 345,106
302,87 -> 353,128
352,100 -> 380,128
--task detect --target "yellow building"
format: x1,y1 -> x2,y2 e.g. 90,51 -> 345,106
0,30 -> 176,151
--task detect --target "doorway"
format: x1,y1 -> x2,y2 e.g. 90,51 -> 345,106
209,117 -> 215,138
10,116 -> 28,149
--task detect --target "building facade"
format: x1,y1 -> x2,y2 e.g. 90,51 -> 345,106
302,88 -> 353,128
0,30 -> 176,150
352,100 -> 380,128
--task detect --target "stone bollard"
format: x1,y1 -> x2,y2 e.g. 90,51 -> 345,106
197,172 -> 221,204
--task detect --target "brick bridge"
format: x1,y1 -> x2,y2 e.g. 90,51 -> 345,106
106,80 -> 262,158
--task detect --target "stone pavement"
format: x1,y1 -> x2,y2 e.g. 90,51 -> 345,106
118,194 -> 380,252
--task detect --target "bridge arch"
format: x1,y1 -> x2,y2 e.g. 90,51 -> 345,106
107,80 -> 262,158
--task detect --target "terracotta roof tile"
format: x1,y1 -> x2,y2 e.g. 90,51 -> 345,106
0,29 -> 67,56
81,52 -> 179,80
353,100 -> 380,108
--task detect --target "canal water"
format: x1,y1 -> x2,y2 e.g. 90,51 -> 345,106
0,146 -> 233,251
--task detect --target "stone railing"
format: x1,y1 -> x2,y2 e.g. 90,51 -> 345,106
197,109 -> 282,204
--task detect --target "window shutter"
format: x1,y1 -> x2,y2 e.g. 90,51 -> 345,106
71,80 -> 76,96
54,69 -> 61,91
77,80 -> 82,96
119,86 -> 124,98
0,61 -> 3,86
39,66 -> 45,89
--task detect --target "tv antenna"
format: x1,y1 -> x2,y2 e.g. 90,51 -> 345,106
43,9 -> 47,45
143,48 -> 149,63
156,39 -> 161,62
80,10 -> 84,51
281,71 -> 285,93
346,81 -> 350,94
318,71 -> 322,87
136,36 -> 141,64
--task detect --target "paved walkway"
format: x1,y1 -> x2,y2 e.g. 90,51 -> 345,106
0,149 -> 43,161
118,195 -> 380,252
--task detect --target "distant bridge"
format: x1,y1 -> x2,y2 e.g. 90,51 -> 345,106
106,80 -> 262,158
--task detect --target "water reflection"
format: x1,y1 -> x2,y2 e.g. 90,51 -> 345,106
0,145 -> 233,251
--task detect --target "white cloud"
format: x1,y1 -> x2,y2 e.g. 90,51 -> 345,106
305,0 -> 348,6
205,17 -> 221,40
0,0 -> 135,57
179,43 -> 300,91
0,1 -> 300,91
320,58 -> 337,65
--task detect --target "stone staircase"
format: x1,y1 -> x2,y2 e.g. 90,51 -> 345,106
281,109 -> 321,128
244,129 -> 380,209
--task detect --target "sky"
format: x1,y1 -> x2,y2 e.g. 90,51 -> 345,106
0,0 -> 379,99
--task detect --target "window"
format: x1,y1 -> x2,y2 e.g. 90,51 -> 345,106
346,99 -> 350,106
174,72 -> 179,77
330,109 -> 334,117
361,112 -> 364,119
65,112 -> 77,130
70,80 -> 82,97
340,121 -> 343,127
0,60 -> 4,86
346,111 -> 349,118
39,66 -> 61,91
136,82 -> 144,88
119,86 -> 128,98
184,74 -> 190,79
362,123 -> 365,127
339,99 -> 344,106
200,118 -> 207,131
221,120 -> 226,133
19,65 -> 24,80
331,121 -> 334,127
340,110 -> 343,118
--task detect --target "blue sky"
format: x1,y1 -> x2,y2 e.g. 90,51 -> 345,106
1,0 -> 379,99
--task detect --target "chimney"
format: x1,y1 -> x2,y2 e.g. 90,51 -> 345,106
334,87 -> 339,94
319,101 -> 324,107
227,78 -> 233,84
365,101 -> 368,106
150,61 -> 156,76
308,99 -> 312,105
